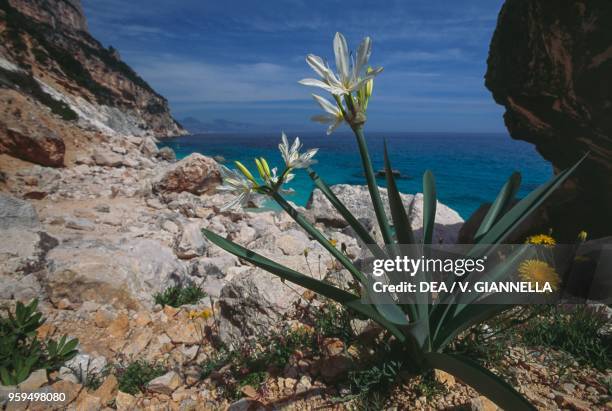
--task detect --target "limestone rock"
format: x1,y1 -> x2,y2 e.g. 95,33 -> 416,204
165,321 -> 200,345
75,391 -> 102,411
174,222 -> 207,259
0,229 -> 57,276
140,137 -> 159,157
153,153 -> 221,195
434,369 -> 456,388
190,255 -> 238,278
468,396 -> 499,411
157,146 -> 176,161
50,380 -> 83,405
115,391 -> 136,410
64,217 -> 95,231
0,193 -> 40,229
218,268 -> 303,344
46,238 -> 187,307
107,313 -> 129,338
146,371 -> 181,395
64,355 -> 108,383
92,149 -> 123,167
307,184 -> 464,244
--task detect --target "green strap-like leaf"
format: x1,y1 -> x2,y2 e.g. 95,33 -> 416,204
381,142 -> 420,322
0,367 -> 11,385
307,168 -> 386,259
424,352 -> 536,411
60,338 -> 79,356
271,192 -> 367,285
469,153 -> 587,256
383,141 -> 415,245
422,170 -> 436,245
432,300 -> 510,351
202,228 -> 407,342
430,244 -> 534,341
474,172 -> 521,242
353,127 -> 393,245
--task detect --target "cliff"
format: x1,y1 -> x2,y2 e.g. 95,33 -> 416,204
0,0 -> 186,167
485,0 -> 612,240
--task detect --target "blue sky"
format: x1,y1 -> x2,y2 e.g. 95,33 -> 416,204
82,0 -> 507,132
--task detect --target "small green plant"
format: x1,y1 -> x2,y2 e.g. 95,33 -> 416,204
449,308 -> 527,366
115,360 -> 166,395
154,284 -> 207,307
199,348 -> 232,380
238,370 -> 267,391
520,305 -> 611,370
67,361 -> 111,391
413,371 -> 449,399
349,360 -> 402,394
0,299 -> 78,385
264,327 -> 317,368
314,302 -> 354,342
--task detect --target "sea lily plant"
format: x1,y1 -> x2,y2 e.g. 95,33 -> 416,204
202,33 -> 586,410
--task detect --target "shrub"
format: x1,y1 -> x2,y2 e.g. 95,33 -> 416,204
153,284 -> 207,308
521,305 -> 611,370
115,360 -> 166,395
0,299 -> 78,385
314,302 -> 354,343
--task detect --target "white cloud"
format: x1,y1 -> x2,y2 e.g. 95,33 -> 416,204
128,54 -> 306,103
382,48 -> 466,65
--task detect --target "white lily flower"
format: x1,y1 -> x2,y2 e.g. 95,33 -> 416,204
217,165 -> 260,211
278,132 -> 318,169
299,32 -> 383,96
310,94 -> 345,135
269,167 -> 295,185
269,167 -> 296,195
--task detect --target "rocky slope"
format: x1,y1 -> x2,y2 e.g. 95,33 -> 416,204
485,0 -> 612,240
1,147 -> 609,410
0,0 -> 186,168
0,131 -> 468,408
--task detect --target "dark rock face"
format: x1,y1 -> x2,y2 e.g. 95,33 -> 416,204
485,0 -> 612,240
0,124 -> 65,167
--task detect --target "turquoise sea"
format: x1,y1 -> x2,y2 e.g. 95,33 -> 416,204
159,132 -> 551,219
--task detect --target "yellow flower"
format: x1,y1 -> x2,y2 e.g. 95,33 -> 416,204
525,234 -> 556,247
188,308 -> 213,320
578,231 -> 588,242
518,260 -> 561,291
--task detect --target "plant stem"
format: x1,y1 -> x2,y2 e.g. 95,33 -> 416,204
351,126 -> 393,245
270,191 -> 367,285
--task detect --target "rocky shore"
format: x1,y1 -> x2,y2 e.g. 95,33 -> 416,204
1,134 -> 611,410
0,131 -> 471,409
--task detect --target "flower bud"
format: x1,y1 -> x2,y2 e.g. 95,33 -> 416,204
235,161 -> 257,184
